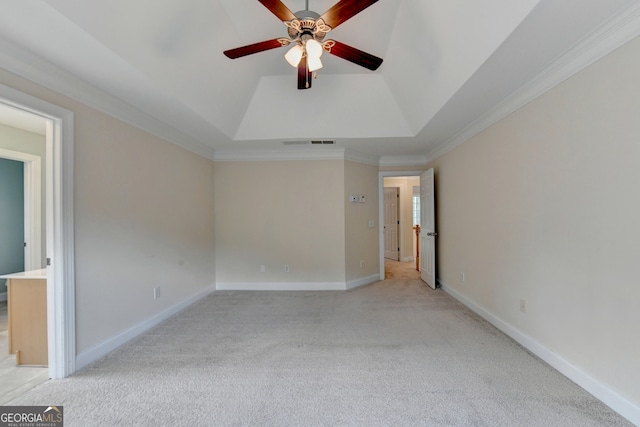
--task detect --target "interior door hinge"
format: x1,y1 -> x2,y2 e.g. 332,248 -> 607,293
47,258 -> 51,266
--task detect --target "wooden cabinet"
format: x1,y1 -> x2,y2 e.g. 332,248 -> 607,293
2,270 -> 48,366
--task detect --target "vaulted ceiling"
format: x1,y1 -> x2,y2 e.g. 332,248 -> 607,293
0,0 -> 637,163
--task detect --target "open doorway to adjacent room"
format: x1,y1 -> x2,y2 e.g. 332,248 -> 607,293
379,172 -> 423,280
0,86 -> 75,403
0,103 -> 48,403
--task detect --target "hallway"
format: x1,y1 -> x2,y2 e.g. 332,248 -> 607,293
385,258 -> 421,280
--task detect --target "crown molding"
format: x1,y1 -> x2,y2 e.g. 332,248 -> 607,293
213,147 -> 348,162
427,2 -> 640,162
213,147 -> 381,165
0,39 -> 217,161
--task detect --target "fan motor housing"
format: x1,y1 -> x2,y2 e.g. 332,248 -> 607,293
287,10 -> 329,41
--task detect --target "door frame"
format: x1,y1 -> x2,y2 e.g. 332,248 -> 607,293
0,83 -> 75,379
378,171 -> 425,279
0,148 -> 42,272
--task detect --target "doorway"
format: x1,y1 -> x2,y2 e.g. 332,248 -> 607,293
383,186 -> 399,261
379,172 -> 423,279
0,84 -> 75,384
0,109 -> 48,402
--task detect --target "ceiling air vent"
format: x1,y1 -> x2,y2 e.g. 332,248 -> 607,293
282,140 -> 310,145
310,140 -> 335,145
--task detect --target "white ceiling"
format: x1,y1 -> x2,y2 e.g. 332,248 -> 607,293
0,0 -> 637,162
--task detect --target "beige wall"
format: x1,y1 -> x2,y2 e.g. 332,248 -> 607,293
214,160 -> 346,285
0,122 -> 45,157
0,68 -> 216,354
345,160 -> 380,281
428,36 -> 640,407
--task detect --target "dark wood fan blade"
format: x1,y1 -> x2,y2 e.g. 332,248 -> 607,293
324,40 -> 383,70
320,0 -> 379,29
258,0 -> 296,22
297,56 -> 312,90
224,39 -> 285,59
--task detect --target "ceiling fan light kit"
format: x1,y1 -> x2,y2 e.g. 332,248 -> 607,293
224,0 -> 383,90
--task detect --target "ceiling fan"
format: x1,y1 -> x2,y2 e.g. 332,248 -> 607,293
224,0 -> 383,90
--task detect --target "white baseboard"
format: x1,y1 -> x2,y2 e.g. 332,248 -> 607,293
439,279 -> 640,426
217,275 -> 381,292
216,282 -> 345,291
0,292 -> 6,302
75,284 -> 216,370
346,274 -> 380,290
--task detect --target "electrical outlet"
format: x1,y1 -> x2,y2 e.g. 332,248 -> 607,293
260,265 -> 266,273
520,299 -> 526,313
284,264 -> 290,273
153,286 -> 161,299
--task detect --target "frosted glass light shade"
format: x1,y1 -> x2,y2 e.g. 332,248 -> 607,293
285,45 -> 303,67
305,39 -> 323,58
308,55 -> 323,72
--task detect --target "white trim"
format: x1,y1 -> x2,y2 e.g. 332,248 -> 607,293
76,284 -> 216,370
213,148 -> 347,162
213,147 -> 382,165
0,38 -> 216,161
0,84 -> 75,379
439,279 -> 640,426
216,275 -> 379,292
213,149 -> 426,167
216,282 -> 346,291
427,2 -> 640,162
0,148 -> 42,271
346,274 -> 380,290
0,292 -> 6,302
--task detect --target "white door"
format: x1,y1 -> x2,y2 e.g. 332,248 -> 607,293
420,169 -> 436,289
383,187 -> 399,260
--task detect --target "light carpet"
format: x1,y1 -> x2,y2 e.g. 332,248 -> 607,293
6,262 -> 632,426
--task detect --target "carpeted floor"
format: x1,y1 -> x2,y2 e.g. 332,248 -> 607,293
6,261 -> 632,426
